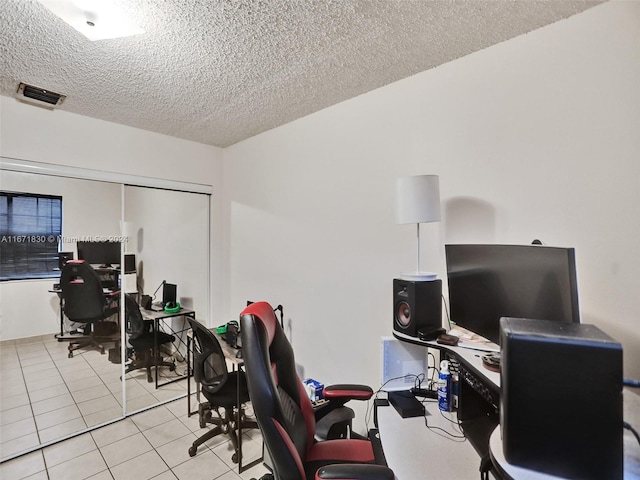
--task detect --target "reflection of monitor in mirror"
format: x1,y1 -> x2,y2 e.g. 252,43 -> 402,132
77,241 -> 121,268
162,283 -> 177,308
445,244 -> 580,345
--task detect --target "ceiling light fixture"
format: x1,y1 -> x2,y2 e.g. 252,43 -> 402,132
36,0 -> 144,41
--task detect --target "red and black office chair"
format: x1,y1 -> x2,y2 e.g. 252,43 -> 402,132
239,301 -> 394,480
61,260 -> 119,358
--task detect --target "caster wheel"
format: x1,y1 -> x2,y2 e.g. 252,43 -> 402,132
169,363 -> 176,372
100,347 -> 105,354
188,446 -> 197,457
232,452 -> 238,463
68,352 -> 73,358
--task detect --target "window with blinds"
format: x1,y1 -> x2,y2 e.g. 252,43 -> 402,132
0,192 -> 62,281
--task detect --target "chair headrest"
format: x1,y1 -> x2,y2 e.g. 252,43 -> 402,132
240,301 -> 278,346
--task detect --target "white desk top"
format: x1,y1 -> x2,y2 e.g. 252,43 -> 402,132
392,330 -> 501,388
377,399 -> 480,479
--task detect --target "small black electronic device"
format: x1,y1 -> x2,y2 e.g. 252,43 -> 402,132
388,391 -> 425,418
418,327 -> 445,341
436,333 -> 459,346
410,387 -> 438,399
225,320 -> 241,349
141,295 -> 153,310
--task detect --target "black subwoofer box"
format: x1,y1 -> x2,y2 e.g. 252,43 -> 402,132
393,279 -> 442,338
500,317 -> 623,480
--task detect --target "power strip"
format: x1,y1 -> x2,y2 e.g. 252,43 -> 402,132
411,387 -> 438,399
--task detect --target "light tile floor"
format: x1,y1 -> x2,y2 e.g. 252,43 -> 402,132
1,337 -> 270,480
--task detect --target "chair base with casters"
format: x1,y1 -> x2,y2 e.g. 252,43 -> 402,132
67,321 -> 119,358
188,370 -> 258,459
126,330 -> 176,382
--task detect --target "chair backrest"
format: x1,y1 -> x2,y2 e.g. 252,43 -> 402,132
61,260 -> 108,323
188,318 -> 228,392
240,301 -> 316,480
124,293 -> 148,340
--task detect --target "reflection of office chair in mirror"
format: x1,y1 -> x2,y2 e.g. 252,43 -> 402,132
239,302 -> 394,480
61,260 -> 120,358
187,318 -> 258,460
124,293 -> 176,383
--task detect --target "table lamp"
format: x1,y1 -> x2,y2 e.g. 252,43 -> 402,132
395,174 -> 441,281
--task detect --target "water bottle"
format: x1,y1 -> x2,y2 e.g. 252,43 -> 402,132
438,360 -> 451,412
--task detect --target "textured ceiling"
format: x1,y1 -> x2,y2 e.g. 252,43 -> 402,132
0,0 -> 604,148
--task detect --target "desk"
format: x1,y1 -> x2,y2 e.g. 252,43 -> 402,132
186,329 -> 262,474
376,399 -> 480,479
388,331 -> 640,479
140,307 -> 194,388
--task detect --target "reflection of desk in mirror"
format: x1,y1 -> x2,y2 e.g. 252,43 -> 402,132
140,307 -> 194,388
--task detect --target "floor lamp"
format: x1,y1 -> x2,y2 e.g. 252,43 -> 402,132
395,174 -> 441,281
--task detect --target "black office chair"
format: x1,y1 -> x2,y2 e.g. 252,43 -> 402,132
187,317 -> 258,460
61,260 -> 120,358
124,293 -> 176,383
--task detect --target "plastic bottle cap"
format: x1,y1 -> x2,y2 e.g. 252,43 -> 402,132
440,360 -> 449,373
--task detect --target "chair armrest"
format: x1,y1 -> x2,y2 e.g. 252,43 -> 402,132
316,464 -> 395,480
323,384 -> 373,402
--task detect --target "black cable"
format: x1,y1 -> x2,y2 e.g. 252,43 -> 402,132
624,422 -> 640,447
441,294 -> 452,330
423,410 -> 466,440
365,374 -> 425,430
623,378 -> 640,388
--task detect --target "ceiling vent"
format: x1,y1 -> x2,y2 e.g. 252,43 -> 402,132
16,82 -> 66,109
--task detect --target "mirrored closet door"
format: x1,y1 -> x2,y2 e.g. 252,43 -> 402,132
0,158 -> 211,462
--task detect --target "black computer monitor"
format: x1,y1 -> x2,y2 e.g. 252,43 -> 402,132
445,244 -> 580,344
77,241 -> 121,268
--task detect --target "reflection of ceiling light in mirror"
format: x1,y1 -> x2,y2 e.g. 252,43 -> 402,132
36,0 -> 144,41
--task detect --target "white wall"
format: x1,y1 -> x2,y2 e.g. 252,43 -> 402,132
0,97 -> 224,339
223,0 -> 640,431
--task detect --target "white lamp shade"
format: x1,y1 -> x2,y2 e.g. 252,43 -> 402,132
395,175 -> 441,224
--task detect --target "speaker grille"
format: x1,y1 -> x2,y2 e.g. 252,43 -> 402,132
395,301 -> 411,328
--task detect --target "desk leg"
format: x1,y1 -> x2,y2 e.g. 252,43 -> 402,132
237,363 -> 242,472
154,319 -> 159,389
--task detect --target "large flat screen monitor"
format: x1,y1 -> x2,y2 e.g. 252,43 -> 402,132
445,244 -> 580,344
77,241 -> 121,268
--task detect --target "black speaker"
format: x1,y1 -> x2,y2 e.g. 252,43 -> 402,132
393,278 -> 442,338
124,254 -> 136,273
500,317 -> 623,479
58,251 -> 73,270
